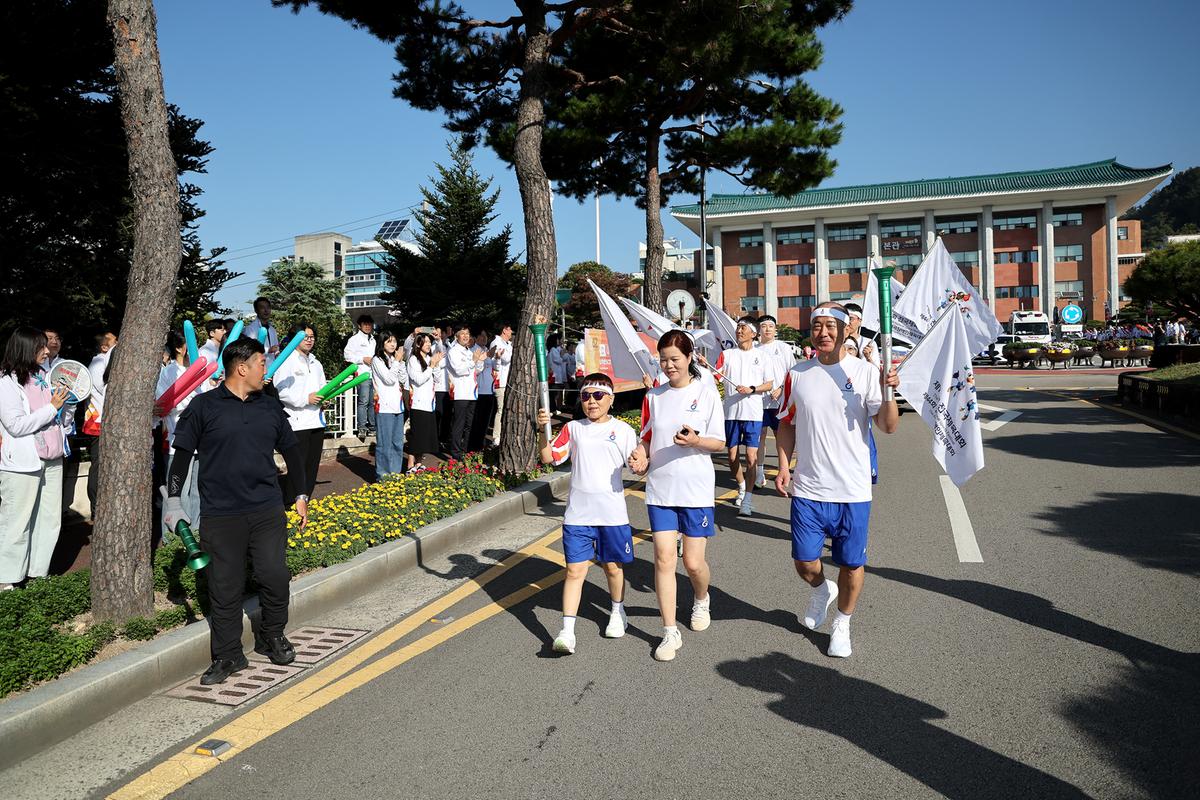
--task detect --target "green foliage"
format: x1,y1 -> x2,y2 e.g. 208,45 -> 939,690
258,259 -> 352,372
1123,167 -> 1200,250
1142,362 -> 1200,385
1123,240 -> 1200,325
558,262 -> 634,330
379,140 -> 520,329
0,572 -> 97,698
775,323 -> 803,344
87,621 -> 118,649
121,616 -> 158,641
0,0 -> 231,354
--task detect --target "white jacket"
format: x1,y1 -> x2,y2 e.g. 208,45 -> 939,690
490,335 -> 513,389
407,354 -> 436,412
244,319 -> 280,369
343,331 -> 376,376
432,339 -> 448,392
447,342 -> 482,401
87,351 -> 110,421
372,355 -> 409,414
274,352 -> 327,431
0,373 -> 67,473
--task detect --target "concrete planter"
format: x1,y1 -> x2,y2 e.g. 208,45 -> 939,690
1003,345 -> 1042,367
1098,345 -> 1130,367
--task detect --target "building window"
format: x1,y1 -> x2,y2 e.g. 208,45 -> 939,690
1117,226 -> 1129,241
951,251 -> 980,267
780,295 -> 815,308
888,254 -> 924,269
827,223 -> 866,241
777,263 -> 814,276
830,291 -> 856,302
994,214 -> 1037,230
1055,280 -> 1084,297
994,250 -> 1039,264
1054,244 -> 1084,262
741,295 -> 765,312
776,228 -> 814,245
994,285 -> 1040,299
738,233 -> 764,248
937,217 -> 978,235
829,257 -> 867,274
739,263 -> 765,279
1052,211 -> 1084,227
880,221 -> 922,239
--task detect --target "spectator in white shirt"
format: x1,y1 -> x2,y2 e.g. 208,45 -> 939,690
405,333 -> 443,470
435,323 -> 454,448
243,297 -> 281,367
198,320 -> 226,392
83,330 -> 117,511
274,324 -> 326,503
489,324 -> 513,447
446,324 -> 486,459
40,327 -> 64,373
371,332 -> 408,479
343,314 -> 377,438
469,329 -> 495,451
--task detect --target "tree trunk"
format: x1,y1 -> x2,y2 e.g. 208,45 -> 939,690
93,0 -> 182,621
499,11 -> 557,475
642,129 -> 666,314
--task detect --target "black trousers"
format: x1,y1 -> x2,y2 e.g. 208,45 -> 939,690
201,507 -> 290,661
450,399 -> 475,459
435,391 -> 451,448
469,394 -> 495,452
281,427 -> 323,504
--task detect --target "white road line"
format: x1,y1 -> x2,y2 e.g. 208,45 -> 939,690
939,475 -> 983,563
977,403 -> 1021,431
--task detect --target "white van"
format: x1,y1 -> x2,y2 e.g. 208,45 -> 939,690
1008,311 -> 1052,344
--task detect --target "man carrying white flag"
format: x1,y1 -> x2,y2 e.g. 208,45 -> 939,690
587,279 -> 656,382
897,303 -> 985,486
892,239 -> 1002,354
861,258 -> 905,335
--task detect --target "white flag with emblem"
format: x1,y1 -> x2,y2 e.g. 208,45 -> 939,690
861,258 -> 906,334
587,279 -> 656,380
891,239 -> 1003,354
704,298 -> 738,354
897,303 -> 985,486
620,296 -> 717,357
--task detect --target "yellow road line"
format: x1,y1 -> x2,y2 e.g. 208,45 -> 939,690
1027,387 -> 1200,443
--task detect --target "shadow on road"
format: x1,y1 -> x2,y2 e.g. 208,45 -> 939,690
871,567 -> 1200,797
717,651 -> 1088,799
988,428 -> 1200,469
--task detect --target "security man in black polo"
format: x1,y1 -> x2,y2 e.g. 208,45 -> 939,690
164,337 -> 310,685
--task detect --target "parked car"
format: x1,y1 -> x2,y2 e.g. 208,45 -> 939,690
974,334 -> 1018,366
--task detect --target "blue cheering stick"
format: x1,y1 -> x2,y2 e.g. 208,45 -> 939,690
211,319 -> 245,380
182,320 -> 200,363
264,330 -> 308,383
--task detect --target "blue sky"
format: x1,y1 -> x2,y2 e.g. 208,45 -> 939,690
154,1 -> 1199,314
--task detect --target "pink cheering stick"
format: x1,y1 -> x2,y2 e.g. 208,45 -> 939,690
155,357 -> 214,416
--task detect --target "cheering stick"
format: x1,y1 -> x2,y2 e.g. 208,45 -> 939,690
212,319 -> 245,380
871,262 -> 897,402
155,360 -> 218,416
257,327 -> 268,344
182,320 -> 199,363
316,363 -> 360,400
529,315 -> 552,443
264,330 -> 309,382
319,372 -> 371,401
154,356 -> 209,415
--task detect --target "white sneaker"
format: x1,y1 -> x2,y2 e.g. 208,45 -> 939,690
690,597 -> 711,631
552,630 -> 576,654
828,615 -> 852,658
755,466 -> 767,488
738,494 -> 753,517
604,607 -> 628,638
653,628 -> 683,661
735,490 -> 745,507
802,580 -> 839,631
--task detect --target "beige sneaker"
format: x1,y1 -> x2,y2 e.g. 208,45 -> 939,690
690,596 -> 711,631
653,628 -> 683,662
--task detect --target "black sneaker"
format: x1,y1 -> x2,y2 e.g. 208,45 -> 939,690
201,655 -> 249,685
254,634 -> 296,665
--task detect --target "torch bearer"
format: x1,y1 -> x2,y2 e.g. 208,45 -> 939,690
872,262 -> 897,402
529,315 -> 553,443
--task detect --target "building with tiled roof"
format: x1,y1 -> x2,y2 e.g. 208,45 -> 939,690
669,159 -> 1172,329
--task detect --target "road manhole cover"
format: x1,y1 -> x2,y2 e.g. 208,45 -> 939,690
252,626 -> 370,664
165,662 -> 304,706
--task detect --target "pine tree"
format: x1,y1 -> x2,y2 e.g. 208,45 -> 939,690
379,141 -> 519,328
258,259 -> 352,369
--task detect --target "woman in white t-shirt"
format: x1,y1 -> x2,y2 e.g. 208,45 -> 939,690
371,332 -> 408,478
628,330 -> 726,662
405,333 -> 443,472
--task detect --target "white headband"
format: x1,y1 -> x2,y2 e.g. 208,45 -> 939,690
812,308 -> 849,323
848,309 -> 863,320
736,320 -> 758,333
580,383 -> 614,396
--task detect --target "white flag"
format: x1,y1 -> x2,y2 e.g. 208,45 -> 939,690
861,258 -> 906,334
621,296 -> 717,356
891,239 -> 1002,354
897,304 -> 985,486
704,298 -> 738,354
587,279 -> 655,381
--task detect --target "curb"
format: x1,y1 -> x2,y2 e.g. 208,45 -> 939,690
0,469 -> 570,771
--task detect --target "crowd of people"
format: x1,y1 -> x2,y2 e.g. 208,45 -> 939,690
1080,318 -> 1199,343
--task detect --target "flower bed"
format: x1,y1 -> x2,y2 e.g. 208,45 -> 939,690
1,455 -> 524,700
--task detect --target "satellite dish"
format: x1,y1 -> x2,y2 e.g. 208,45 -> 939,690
666,289 -> 696,324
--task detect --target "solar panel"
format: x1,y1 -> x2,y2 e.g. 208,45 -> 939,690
375,219 -> 409,242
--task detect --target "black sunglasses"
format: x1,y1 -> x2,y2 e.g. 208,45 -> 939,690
580,390 -> 610,402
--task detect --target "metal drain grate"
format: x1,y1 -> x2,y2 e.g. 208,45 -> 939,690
166,662 -> 304,706
260,626 -> 370,665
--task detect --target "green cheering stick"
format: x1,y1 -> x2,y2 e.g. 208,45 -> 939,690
316,363 -> 361,400
529,316 -> 552,442
321,372 -> 371,401
872,262 -> 897,402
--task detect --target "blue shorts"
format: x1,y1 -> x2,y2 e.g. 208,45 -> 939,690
647,506 -> 715,538
762,408 -> 781,431
562,524 -> 634,564
869,428 -> 879,485
790,497 -> 871,567
724,420 -> 763,448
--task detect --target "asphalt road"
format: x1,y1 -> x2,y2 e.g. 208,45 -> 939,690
10,371 -> 1200,799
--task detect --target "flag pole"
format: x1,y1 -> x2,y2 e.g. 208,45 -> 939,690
871,258 -> 897,402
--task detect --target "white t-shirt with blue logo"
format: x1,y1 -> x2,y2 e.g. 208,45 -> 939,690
716,347 -> 768,421
779,355 -> 882,503
550,417 -> 638,526
640,379 -> 725,507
